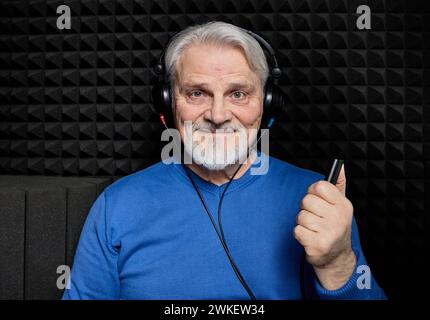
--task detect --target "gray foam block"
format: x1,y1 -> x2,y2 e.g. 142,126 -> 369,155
0,187 -> 26,299
25,186 -> 67,300
0,175 -> 113,299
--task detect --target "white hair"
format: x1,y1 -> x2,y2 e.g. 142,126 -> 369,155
164,21 -> 270,104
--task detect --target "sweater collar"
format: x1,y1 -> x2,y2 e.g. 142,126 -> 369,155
168,151 -> 268,195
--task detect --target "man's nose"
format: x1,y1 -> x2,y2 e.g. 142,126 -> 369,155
206,94 -> 232,125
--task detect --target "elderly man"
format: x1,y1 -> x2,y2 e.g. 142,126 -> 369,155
63,22 -> 385,299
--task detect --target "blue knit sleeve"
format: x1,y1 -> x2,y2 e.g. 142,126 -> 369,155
312,216 -> 387,300
62,192 -> 120,300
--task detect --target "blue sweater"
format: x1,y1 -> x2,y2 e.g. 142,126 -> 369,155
63,153 -> 386,300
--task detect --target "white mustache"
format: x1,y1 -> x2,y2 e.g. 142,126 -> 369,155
193,122 -> 245,133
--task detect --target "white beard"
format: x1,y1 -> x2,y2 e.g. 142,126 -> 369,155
184,123 -> 256,171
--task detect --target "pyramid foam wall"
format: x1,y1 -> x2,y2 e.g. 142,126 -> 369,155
0,0 -> 429,299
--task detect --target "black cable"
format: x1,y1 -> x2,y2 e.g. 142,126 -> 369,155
183,163 -> 257,300
217,163 -> 257,300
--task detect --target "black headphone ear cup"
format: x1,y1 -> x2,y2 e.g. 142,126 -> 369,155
275,83 -> 287,117
263,80 -> 272,107
162,81 -> 172,113
162,81 -> 175,126
261,80 -> 287,128
262,80 -> 273,123
151,80 -> 174,126
151,80 -> 163,114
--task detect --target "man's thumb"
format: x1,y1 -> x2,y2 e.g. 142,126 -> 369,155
336,164 -> 346,195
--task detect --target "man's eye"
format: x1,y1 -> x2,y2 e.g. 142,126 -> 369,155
190,90 -> 203,98
232,91 -> 246,99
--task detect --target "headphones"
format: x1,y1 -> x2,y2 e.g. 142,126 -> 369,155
151,26 -> 287,129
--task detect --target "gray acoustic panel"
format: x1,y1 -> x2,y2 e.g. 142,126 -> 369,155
25,185 -> 67,300
0,187 -> 25,300
0,176 -> 112,299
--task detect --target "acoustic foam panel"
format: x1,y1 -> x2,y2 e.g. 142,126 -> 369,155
0,176 -> 112,299
0,0 -> 428,299
0,187 -> 25,300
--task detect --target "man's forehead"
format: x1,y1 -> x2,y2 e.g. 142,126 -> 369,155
176,44 -> 258,80
179,77 -> 256,88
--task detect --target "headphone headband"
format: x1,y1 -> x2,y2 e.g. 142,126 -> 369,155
153,28 -> 282,81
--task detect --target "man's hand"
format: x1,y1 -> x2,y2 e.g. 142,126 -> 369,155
294,165 -> 357,290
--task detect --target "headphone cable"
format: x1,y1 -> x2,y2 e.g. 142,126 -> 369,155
183,163 -> 257,300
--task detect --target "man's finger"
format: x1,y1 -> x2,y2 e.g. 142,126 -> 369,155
296,209 -> 322,233
308,180 -> 344,205
335,164 -> 346,196
301,194 -> 334,218
293,224 -> 318,246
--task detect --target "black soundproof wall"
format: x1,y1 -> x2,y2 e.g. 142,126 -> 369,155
0,0 -> 429,299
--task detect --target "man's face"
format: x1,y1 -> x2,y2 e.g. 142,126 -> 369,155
173,43 -> 263,170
